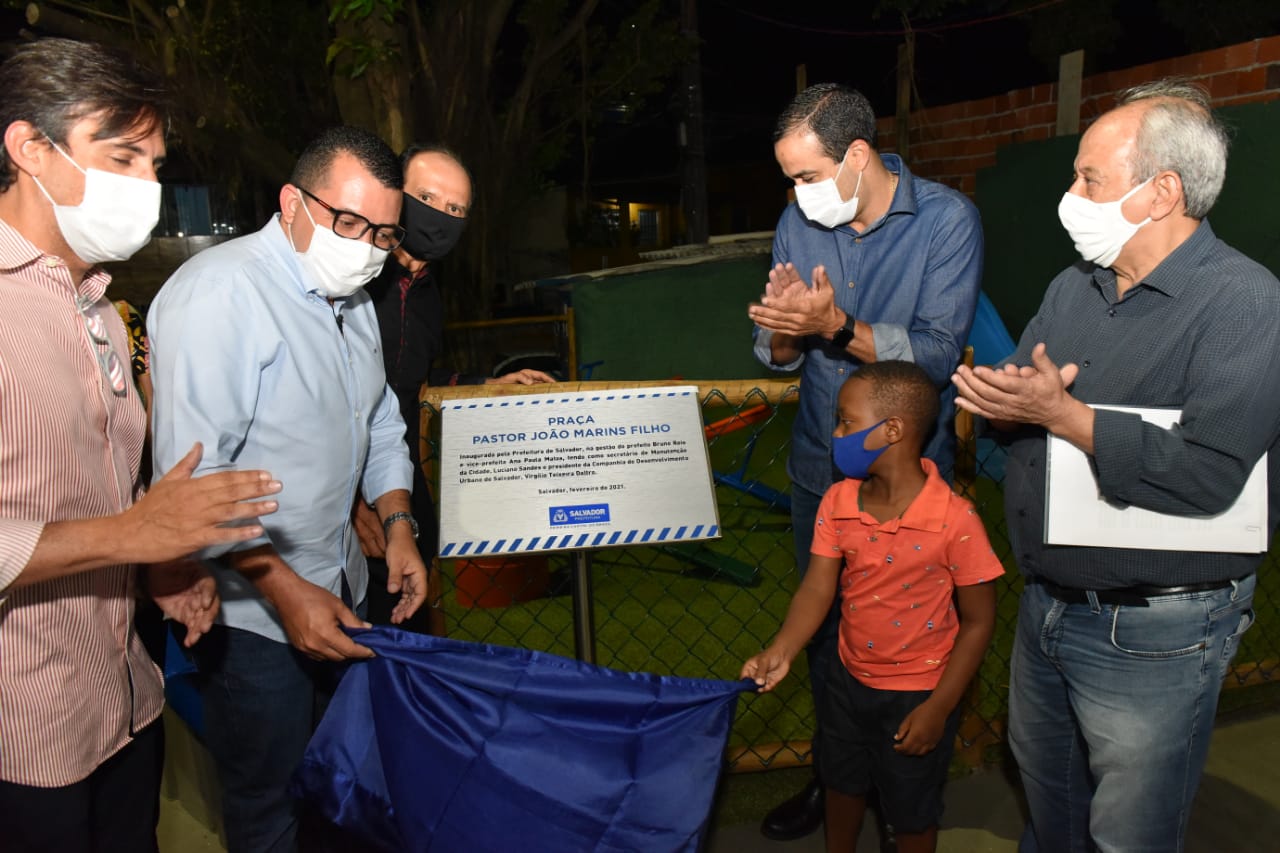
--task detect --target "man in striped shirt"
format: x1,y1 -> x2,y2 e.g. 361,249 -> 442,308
0,38 -> 283,852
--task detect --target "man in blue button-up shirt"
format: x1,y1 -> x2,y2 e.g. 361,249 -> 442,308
149,126 -> 428,853
748,83 -> 984,841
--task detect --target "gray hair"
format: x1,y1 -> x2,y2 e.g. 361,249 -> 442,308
1117,78 -> 1229,219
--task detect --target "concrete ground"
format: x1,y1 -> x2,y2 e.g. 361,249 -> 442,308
159,708 -> 1280,852
704,711 -> 1280,853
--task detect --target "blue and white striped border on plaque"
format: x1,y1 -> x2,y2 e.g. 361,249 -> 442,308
440,523 -> 720,558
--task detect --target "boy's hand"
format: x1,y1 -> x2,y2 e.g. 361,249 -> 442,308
741,646 -> 793,693
893,698 -> 950,755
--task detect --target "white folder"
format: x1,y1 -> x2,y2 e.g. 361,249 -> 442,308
1045,405 -> 1268,553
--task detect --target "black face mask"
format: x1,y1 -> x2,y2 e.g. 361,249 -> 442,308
399,193 -> 467,261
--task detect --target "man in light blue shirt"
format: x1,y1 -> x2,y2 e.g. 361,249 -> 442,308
747,83 -> 984,841
149,126 -> 428,853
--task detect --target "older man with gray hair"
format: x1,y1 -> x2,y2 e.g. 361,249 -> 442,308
953,80 -> 1280,852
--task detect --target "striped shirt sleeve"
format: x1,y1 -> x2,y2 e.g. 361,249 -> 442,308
0,516 -> 43,592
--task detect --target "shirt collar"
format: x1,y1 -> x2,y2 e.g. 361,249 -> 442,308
827,457 -> 951,532
0,217 -> 42,271
386,254 -> 431,286
1092,218 -> 1215,299
879,153 -> 918,217
263,212 -> 324,298
0,216 -> 111,301
838,152 -> 918,238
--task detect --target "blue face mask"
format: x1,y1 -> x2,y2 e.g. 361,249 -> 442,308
832,419 -> 888,480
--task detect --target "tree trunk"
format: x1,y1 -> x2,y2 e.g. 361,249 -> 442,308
679,0 -> 709,245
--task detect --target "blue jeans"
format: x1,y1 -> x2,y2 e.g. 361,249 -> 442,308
1009,576 -> 1256,853
190,625 -> 350,853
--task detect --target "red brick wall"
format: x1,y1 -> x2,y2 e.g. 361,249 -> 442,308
878,35 -> 1280,197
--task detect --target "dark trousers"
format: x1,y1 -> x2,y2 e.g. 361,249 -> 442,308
366,439 -> 439,635
188,624 -> 352,853
365,555 -> 434,633
0,719 -> 163,853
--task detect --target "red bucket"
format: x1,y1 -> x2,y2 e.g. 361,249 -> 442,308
454,556 -> 551,608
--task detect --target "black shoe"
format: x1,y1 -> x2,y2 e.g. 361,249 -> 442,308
760,777 -> 824,841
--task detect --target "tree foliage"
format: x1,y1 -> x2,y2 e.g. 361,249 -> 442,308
16,0 -> 687,318
19,0 -> 337,216
328,0 -> 687,317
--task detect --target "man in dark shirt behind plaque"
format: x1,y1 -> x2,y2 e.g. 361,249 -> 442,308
358,145 -> 553,632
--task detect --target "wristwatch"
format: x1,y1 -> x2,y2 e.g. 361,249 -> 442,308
382,511 -> 419,540
830,315 -> 856,350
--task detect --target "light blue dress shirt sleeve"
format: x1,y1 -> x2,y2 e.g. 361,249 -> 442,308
362,380 -> 414,504
148,218 -> 413,642
149,252 -> 274,559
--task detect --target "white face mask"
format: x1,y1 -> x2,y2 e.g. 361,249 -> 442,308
289,197 -> 388,298
794,150 -> 863,228
32,139 -> 161,264
1057,177 -> 1154,268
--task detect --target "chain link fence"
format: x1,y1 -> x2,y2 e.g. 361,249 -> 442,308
419,379 -> 1280,774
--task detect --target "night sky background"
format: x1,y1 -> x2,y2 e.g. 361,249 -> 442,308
5,0 -> 1278,240
590,0 -> 1280,186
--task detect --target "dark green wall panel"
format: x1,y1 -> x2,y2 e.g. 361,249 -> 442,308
977,101 -> 1280,340
571,256 -> 781,381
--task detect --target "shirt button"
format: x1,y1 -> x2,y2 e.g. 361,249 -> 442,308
848,281 -> 855,288
1108,308 -> 1116,317
837,368 -> 845,375
355,411 -> 361,420
1083,360 -> 1091,368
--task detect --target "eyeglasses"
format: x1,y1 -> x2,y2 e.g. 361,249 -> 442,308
76,296 -> 128,397
296,186 -> 406,251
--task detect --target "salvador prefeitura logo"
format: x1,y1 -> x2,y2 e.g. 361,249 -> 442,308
550,504 -> 611,526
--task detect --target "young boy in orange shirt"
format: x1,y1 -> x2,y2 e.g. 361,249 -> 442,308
742,360 -> 1003,853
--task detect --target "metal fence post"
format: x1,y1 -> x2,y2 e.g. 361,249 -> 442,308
571,550 -> 597,664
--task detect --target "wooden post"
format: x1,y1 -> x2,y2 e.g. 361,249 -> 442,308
616,196 -> 632,262
1057,50 -> 1085,136
679,0 -> 709,245
896,40 -> 914,160
953,346 -> 977,496
791,63 -> 807,204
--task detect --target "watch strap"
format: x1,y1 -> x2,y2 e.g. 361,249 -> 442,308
830,317 -> 855,350
382,511 -> 419,540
